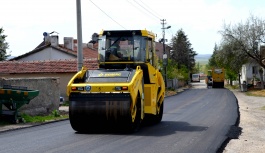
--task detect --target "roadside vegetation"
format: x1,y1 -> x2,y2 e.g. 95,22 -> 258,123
160,29 -> 198,82
225,84 -> 239,90
225,84 -> 265,97
246,89 -> 265,97
0,120 -> 10,126
61,101 -> 69,106
0,27 -> 11,61
0,110 -> 68,125
207,14 -> 265,89
22,110 -> 68,123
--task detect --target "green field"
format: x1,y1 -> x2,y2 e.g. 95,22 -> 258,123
194,54 -> 211,74
195,54 -> 211,64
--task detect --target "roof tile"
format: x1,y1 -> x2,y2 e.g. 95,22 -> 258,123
0,59 -> 98,74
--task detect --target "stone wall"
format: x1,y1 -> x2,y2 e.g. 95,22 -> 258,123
167,78 -> 178,89
0,77 -> 60,116
0,73 -> 74,101
167,78 -> 187,89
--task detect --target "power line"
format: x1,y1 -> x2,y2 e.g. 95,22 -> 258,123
126,0 -> 158,22
138,0 -> 163,19
89,0 -> 127,30
134,1 -> 175,40
89,0 -> 175,41
132,0 -> 161,20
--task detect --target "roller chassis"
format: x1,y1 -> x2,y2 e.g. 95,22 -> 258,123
68,67 -> 164,132
67,30 -> 165,133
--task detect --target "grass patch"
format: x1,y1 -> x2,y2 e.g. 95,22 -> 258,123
61,101 -> 69,106
0,120 -> 10,126
246,89 -> 265,97
21,110 -> 68,123
226,84 -> 265,97
225,84 -> 239,90
166,90 -> 177,96
261,106 -> 265,110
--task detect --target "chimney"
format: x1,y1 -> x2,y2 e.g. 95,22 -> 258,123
87,43 -> 94,49
43,32 -> 51,44
50,35 -> 59,47
64,37 -> 74,50
74,39 -> 78,49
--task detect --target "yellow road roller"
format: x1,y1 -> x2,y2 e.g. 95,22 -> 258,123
67,30 -> 165,132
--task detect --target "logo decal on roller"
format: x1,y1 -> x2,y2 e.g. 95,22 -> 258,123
85,85 -> 91,91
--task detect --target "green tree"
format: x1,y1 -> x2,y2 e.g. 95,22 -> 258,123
208,44 -> 219,68
220,14 -> 265,88
166,59 -> 178,79
160,58 -> 189,81
216,40 -> 248,85
170,29 -> 197,76
0,27 -> 10,61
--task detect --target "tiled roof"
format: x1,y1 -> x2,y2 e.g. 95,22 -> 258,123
73,46 -> 98,59
0,59 -> 98,74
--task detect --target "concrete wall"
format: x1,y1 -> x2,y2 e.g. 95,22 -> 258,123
167,78 -> 187,89
0,77 -> 60,116
1,73 -> 75,100
167,78 -> 178,89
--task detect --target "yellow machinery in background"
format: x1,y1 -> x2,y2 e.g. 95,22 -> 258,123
206,68 -> 225,88
66,30 -> 165,132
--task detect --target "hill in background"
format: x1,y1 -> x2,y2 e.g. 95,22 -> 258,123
195,54 -> 211,65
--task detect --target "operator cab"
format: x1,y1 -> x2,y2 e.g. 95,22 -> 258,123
98,30 -> 156,69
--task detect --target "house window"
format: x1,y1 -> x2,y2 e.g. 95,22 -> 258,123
252,66 -> 258,74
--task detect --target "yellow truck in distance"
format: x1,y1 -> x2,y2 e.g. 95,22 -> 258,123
206,68 -> 225,88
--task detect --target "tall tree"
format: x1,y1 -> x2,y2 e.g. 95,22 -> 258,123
208,44 -> 219,68
170,29 -> 197,70
0,27 -> 10,61
220,15 -> 265,89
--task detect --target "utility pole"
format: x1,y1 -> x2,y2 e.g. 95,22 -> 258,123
198,62 -> 200,73
161,19 -> 171,88
76,0 -> 83,71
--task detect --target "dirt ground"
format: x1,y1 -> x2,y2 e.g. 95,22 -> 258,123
223,90 -> 265,153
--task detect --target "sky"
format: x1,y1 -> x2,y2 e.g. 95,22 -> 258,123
1,0 -> 265,57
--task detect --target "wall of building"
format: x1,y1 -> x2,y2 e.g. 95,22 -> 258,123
0,77 -> 61,116
17,48 -> 74,61
241,63 -> 257,84
241,63 -> 265,85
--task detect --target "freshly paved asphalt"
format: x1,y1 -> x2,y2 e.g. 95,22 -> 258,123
0,82 -> 238,153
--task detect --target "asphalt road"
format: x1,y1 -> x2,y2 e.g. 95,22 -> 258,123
0,81 -> 238,153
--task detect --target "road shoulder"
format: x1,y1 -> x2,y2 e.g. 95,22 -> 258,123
224,90 -> 265,153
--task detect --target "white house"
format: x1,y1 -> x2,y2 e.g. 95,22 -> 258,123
241,60 -> 265,87
10,35 -> 98,61
241,45 -> 265,87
